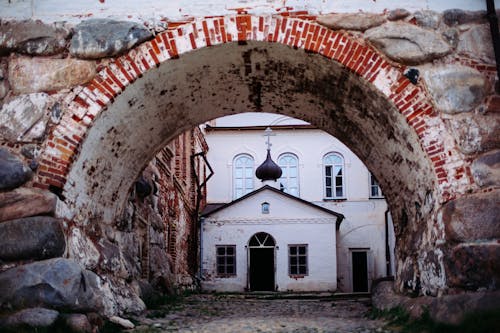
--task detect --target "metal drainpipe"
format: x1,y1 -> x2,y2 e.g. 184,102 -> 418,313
486,0 -> 500,93
199,217 -> 205,280
384,209 -> 392,277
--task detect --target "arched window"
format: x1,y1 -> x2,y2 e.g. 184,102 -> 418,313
278,153 -> 299,196
233,154 -> 254,199
323,153 -> 345,199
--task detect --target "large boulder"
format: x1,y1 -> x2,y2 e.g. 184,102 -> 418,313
0,187 -> 57,222
420,65 -> 486,114
0,93 -> 49,142
0,20 -> 70,56
457,24 -> 496,64
0,148 -> 32,190
8,56 -> 96,94
471,150 -> 500,188
70,19 -> 152,59
443,9 -> 488,26
365,21 -> 451,64
445,242 -> 500,291
317,13 -> 386,31
446,113 -> 500,154
0,216 -> 65,261
0,258 -> 106,313
442,191 -> 500,243
0,307 -> 59,331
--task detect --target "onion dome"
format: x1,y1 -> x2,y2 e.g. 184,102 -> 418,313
256,149 -> 282,181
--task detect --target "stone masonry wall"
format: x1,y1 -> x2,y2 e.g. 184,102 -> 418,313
0,5 -> 498,328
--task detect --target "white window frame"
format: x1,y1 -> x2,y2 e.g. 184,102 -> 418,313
369,172 -> 384,198
288,244 -> 308,277
233,154 -> 254,199
323,152 -> 345,199
278,153 -> 300,196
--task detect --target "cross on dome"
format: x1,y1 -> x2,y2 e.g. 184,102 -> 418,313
263,127 -> 276,150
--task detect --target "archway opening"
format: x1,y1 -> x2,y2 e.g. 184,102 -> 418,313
248,232 -> 276,291
58,40 -> 437,301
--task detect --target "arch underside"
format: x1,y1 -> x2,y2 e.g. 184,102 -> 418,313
63,41 -> 435,229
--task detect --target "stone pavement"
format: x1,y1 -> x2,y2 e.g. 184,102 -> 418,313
130,293 -> 395,333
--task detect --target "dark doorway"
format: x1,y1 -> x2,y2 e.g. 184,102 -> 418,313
248,232 -> 276,291
352,251 -> 368,292
249,248 -> 275,291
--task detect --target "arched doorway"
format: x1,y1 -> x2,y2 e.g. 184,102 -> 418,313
248,232 -> 276,291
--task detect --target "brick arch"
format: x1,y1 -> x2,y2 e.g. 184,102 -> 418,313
35,14 -> 474,294
37,14 -> 471,200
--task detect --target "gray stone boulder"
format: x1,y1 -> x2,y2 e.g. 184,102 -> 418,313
0,20 -> 70,56
317,13 -> 386,31
472,150 -> 500,188
428,290 -> 500,325
372,280 -> 500,325
445,242 -> 500,291
446,114 -> 500,155
443,9 -> 488,26
0,93 -> 49,142
442,191 -> 500,243
62,313 -> 93,333
387,9 -> 410,21
0,307 -> 59,331
420,64 -> 486,114
0,148 -> 32,190
8,56 -> 96,94
70,19 -> 152,59
0,216 -> 65,261
413,10 -> 440,29
0,258 -> 106,313
0,187 -> 57,222
365,22 -> 451,64
457,24 -> 496,65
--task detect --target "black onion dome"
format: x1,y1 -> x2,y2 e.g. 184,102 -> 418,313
256,150 -> 282,181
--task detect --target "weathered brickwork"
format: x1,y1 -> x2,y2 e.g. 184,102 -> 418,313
33,14 -> 473,202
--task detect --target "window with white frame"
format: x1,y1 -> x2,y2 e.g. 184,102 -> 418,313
278,153 -> 299,196
233,154 -> 254,199
369,172 -> 383,198
289,244 -> 308,276
323,153 -> 345,199
216,245 -> 236,276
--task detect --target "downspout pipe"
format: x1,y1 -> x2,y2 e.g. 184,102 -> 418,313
486,0 -> 500,93
385,209 -> 392,277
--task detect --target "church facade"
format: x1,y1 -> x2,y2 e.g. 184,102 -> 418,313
200,113 -> 395,293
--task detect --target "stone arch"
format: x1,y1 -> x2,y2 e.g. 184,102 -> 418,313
34,14 -> 475,294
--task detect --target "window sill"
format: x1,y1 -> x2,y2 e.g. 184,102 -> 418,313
289,274 -> 307,279
323,198 -> 347,202
216,274 -> 237,278
369,196 -> 385,199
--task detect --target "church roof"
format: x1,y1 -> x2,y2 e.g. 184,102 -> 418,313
201,185 -> 345,228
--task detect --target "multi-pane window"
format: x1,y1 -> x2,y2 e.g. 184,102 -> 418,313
233,154 -> 254,199
289,244 -> 308,276
278,153 -> 299,196
324,153 -> 345,199
369,173 -> 383,198
216,245 -> 236,276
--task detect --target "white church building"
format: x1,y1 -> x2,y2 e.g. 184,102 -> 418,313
200,113 -> 395,293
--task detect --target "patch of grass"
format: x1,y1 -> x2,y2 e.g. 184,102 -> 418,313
370,306 -> 500,333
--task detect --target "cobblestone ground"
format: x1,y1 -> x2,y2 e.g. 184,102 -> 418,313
130,294 -> 395,333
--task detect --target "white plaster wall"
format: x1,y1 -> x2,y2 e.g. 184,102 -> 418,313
204,113 -> 393,292
201,188 -> 338,292
205,113 -> 376,203
0,0 -> 494,23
